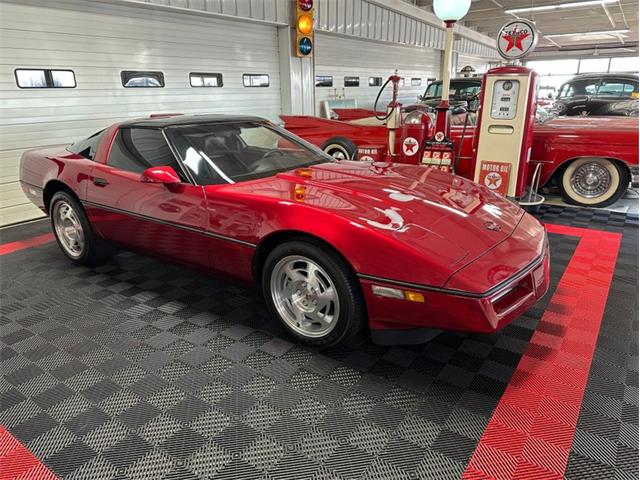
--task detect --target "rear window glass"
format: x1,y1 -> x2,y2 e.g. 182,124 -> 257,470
66,129 -> 105,160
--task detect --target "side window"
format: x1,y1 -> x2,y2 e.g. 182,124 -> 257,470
66,130 -> 105,160
584,82 -> 598,95
597,80 -> 637,97
107,128 -> 186,181
558,84 -> 573,98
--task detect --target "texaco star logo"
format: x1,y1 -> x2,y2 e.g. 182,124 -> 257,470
497,19 -> 538,60
484,172 -> 503,189
502,29 -> 530,53
402,137 -> 419,156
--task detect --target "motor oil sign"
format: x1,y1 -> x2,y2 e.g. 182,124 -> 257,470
357,146 -> 383,162
479,161 -> 511,196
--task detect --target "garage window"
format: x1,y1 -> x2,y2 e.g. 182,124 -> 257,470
369,77 -> 382,87
121,71 -> 165,88
315,76 -> 333,87
190,72 -> 223,87
411,78 -> 422,86
243,74 -> 270,87
344,76 -> 360,87
15,69 -> 76,88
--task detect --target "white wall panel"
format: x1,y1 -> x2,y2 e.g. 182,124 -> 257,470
315,33 -> 440,112
0,0 -> 281,225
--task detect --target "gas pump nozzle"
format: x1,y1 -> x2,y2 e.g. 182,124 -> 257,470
374,72 -> 403,162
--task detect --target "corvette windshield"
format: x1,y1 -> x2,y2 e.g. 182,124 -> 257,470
166,122 -> 331,185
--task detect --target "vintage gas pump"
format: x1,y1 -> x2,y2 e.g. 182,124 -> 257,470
472,19 -> 544,206
356,73 -> 404,163
370,72 -> 403,162
400,111 -> 435,165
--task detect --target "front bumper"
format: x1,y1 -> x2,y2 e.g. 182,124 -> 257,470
363,238 -> 550,344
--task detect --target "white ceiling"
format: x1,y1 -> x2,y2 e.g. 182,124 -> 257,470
405,0 -> 638,56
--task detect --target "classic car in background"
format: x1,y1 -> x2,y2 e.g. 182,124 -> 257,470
551,73 -> 639,116
20,114 -> 550,347
414,77 -> 482,112
282,108 -> 638,208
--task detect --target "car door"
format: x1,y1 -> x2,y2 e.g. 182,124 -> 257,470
85,126 -> 209,267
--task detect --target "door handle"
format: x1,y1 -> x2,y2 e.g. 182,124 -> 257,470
93,177 -> 109,187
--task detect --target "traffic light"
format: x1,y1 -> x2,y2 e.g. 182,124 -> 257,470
295,0 -> 314,57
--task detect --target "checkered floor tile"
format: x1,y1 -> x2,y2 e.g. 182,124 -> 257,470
0,206 -> 637,479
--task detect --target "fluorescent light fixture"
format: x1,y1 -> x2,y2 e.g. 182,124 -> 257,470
545,28 -> 631,37
506,0 -> 617,15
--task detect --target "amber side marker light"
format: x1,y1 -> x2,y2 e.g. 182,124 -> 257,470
296,168 -> 313,178
371,285 -> 425,303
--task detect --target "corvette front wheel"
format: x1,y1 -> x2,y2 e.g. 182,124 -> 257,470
262,240 -> 365,347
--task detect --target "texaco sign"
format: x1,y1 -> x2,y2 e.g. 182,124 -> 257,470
497,19 -> 538,60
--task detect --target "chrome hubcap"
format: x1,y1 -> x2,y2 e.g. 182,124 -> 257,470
53,201 -> 85,258
270,256 -> 339,338
329,149 -> 347,160
570,162 -> 612,198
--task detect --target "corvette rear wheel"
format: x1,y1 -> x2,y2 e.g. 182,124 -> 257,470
50,191 -> 114,265
262,240 -> 365,347
560,158 -> 628,208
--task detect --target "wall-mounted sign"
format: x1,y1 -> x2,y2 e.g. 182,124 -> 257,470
496,19 -> 538,60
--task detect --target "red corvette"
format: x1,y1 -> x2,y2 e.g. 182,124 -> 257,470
20,114 -> 549,346
282,111 -> 639,208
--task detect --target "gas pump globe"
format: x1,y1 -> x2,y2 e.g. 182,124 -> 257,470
423,0 -> 471,172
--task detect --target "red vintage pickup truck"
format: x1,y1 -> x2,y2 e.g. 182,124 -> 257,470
282,111 -> 638,208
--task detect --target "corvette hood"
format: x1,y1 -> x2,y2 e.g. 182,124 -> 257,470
234,161 -> 524,271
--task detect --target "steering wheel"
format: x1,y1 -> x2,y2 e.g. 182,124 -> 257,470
256,149 -> 287,171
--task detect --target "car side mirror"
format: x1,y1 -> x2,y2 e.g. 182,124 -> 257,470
417,95 -> 424,101
140,166 -> 181,184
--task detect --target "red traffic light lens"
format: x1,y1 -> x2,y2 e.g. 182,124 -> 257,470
298,0 -> 313,11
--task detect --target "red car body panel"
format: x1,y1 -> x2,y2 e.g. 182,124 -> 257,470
19,116 -> 550,339
281,113 -> 639,187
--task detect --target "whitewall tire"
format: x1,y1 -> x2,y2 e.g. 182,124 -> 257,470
560,158 -> 628,208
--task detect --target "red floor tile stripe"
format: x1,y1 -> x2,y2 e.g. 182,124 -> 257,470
462,224 -> 622,480
0,233 -> 54,256
0,426 -> 57,480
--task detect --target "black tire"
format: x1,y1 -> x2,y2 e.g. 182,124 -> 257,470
262,240 -> 366,347
321,137 -> 357,160
49,190 -> 115,265
559,158 -> 629,208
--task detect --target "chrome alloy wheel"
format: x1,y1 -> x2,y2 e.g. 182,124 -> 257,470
270,255 -> 340,338
570,161 -> 612,199
52,200 -> 85,258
